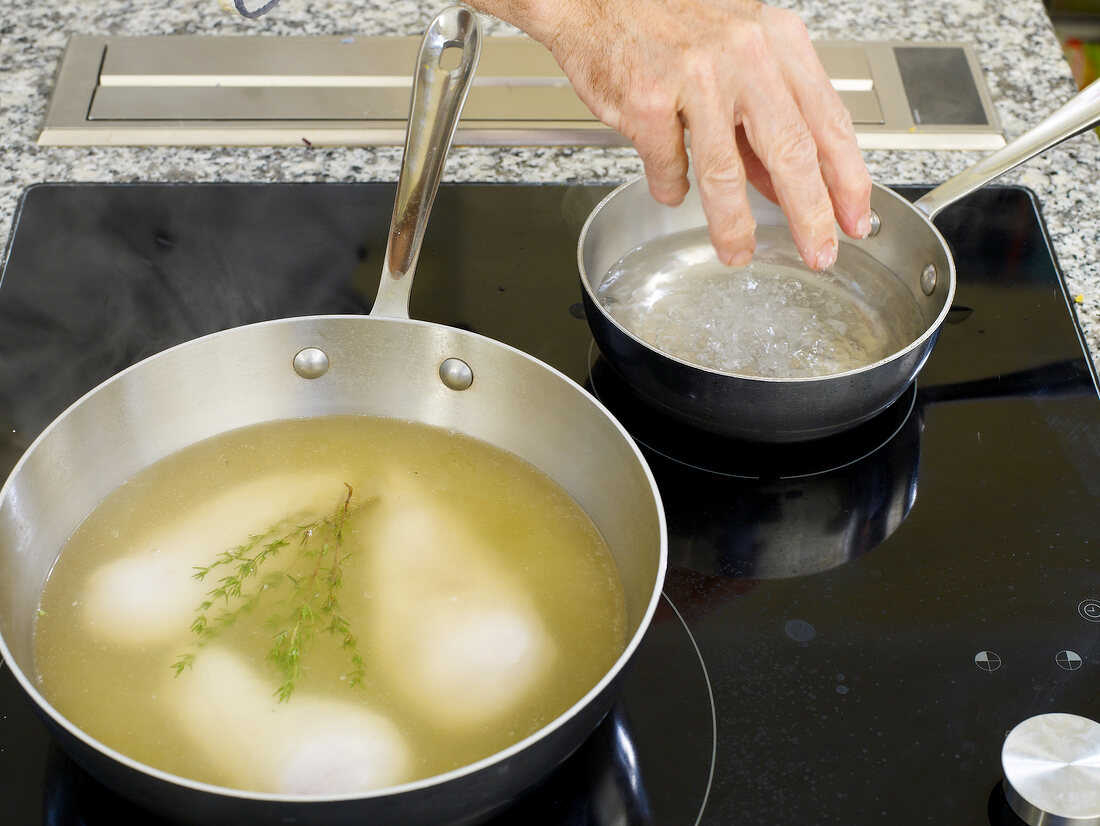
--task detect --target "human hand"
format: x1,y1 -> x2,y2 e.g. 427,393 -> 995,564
473,0 -> 873,271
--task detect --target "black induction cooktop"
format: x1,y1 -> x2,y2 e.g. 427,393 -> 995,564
1,182 -> 1098,825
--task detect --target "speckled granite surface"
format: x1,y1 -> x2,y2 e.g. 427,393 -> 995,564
3,0 -> 1100,366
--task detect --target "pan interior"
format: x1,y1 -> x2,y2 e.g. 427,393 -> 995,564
32,414 -> 630,795
593,225 -> 927,379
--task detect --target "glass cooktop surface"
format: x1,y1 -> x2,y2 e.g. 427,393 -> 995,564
0,182 -> 1097,825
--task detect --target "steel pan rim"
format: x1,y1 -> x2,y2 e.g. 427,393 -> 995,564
577,176 -> 958,386
0,312 -> 668,806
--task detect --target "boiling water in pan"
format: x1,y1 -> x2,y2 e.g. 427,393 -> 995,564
595,227 -> 926,378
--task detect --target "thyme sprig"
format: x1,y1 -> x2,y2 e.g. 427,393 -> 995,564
172,483 -> 368,702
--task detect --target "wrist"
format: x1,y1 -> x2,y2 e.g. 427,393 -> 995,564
465,0 -> 579,48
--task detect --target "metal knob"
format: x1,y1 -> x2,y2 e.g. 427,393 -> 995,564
1002,712 -> 1100,826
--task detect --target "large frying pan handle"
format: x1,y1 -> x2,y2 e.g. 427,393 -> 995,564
914,77 -> 1100,221
370,7 -> 482,320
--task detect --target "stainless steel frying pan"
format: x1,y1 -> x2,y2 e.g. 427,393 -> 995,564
579,78 -> 1100,442
0,8 -> 666,824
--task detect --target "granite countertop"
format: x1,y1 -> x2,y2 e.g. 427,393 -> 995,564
3,0 -> 1100,368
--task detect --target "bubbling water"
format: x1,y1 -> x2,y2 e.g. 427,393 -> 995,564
594,227 -> 926,378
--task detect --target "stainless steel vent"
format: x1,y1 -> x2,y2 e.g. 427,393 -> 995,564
39,35 -> 1003,149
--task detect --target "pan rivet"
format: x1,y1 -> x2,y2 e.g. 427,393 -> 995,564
920,264 -> 938,296
293,347 -> 330,379
439,358 -> 474,391
867,210 -> 881,237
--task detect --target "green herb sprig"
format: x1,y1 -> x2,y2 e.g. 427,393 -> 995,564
172,483 -> 368,702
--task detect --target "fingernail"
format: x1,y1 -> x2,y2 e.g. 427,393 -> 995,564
729,249 -> 753,268
659,186 -> 687,207
856,212 -> 872,239
814,240 -> 838,271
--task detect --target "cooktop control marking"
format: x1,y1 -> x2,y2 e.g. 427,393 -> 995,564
1056,650 -> 1084,671
974,651 -> 1002,672
1079,598 -> 1100,622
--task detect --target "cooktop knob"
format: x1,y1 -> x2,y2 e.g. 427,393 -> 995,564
1002,713 -> 1100,826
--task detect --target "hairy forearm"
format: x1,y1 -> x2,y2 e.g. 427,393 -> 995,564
464,0 -> 573,45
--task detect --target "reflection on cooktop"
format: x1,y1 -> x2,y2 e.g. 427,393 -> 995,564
588,352 -> 920,480
589,354 -> 921,578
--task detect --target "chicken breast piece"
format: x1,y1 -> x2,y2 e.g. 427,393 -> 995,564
165,646 -> 410,794
82,472 -> 348,646
367,471 -> 556,730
